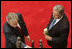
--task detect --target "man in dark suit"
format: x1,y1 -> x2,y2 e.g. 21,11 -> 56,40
43,5 -> 70,48
3,13 -> 30,48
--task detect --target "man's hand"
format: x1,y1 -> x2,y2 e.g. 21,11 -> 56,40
45,35 -> 52,41
43,28 -> 52,41
26,35 -> 30,43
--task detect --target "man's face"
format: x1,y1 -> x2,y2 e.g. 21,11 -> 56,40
53,10 -> 61,19
8,19 -> 18,28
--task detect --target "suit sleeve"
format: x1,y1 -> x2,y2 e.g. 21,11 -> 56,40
22,23 -> 29,36
52,27 -> 69,44
17,13 -> 29,36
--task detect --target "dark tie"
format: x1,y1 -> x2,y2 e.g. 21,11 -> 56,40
49,19 -> 56,30
16,26 -> 22,36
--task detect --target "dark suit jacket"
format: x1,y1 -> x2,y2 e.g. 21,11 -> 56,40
3,13 -> 29,48
46,14 -> 69,48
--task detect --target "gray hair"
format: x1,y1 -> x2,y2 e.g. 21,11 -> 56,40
6,12 -> 18,22
53,5 -> 64,15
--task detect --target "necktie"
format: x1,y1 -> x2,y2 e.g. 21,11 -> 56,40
16,26 -> 22,36
49,19 -> 56,30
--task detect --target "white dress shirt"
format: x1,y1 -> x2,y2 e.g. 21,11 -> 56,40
54,16 -> 63,25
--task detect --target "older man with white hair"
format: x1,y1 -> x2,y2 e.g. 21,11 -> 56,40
43,5 -> 69,48
3,13 -> 30,48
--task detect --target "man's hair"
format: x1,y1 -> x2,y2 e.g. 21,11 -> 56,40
6,12 -> 18,22
53,5 -> 64,15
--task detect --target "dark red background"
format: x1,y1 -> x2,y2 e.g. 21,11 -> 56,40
1,1 -> 71,48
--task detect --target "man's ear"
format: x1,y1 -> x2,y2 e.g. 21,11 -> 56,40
7,20 -> 11,25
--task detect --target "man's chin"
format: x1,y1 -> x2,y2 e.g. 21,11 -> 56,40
12,26 -> 17,28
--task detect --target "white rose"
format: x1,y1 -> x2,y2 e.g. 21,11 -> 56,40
44,28 -> 48,32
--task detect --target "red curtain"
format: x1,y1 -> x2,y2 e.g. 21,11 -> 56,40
1,1 -> 71,48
